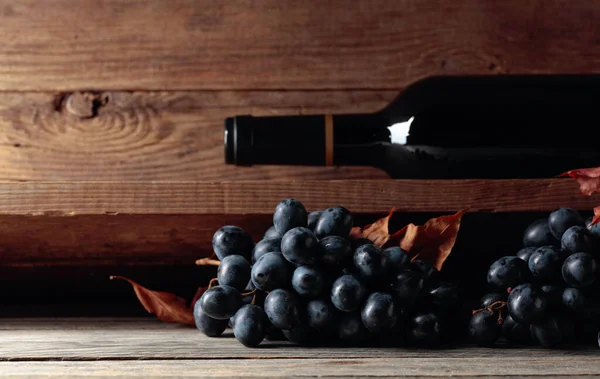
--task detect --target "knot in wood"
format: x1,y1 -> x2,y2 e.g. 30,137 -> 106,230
64,92 -> 109,119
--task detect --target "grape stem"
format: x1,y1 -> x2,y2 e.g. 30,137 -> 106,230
195,253 -> 221,266
207,278 -> 219,289
241,289 -> 256,297
472,300 -> 507,325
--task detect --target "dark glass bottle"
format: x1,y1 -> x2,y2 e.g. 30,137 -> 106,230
224,75 -> 600,179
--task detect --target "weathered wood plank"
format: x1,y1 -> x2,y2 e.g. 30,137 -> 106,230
0,319 -> 597,361
0,1 -> 598,91
0,90 -> 390,181
1,359 -> 600,378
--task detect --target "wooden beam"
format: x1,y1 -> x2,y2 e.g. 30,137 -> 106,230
0,1 -> 598,91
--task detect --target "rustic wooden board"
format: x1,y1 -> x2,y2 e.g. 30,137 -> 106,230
0,319 -> 597,378
0,90 -> 391,181
0,1 -> 598,91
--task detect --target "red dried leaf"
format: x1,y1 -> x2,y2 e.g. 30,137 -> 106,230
111,276 -> 195,326
349,209 -> 395,247
391,210 -> 466,271
559,167 -> 600,196
592,207 -> 600,226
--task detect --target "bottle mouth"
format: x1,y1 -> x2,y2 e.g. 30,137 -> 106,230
224,117 -> 236,164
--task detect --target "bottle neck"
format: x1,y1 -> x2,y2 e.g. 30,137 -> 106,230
225,113 -> 390,167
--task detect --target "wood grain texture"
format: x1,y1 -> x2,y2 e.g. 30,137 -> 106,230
0,90 -> 391,181
0,0 -> 598,91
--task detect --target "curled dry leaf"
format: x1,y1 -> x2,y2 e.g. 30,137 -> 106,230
391,210 -> 466,271
110,276 -> 196,326
592,207 -> 600,226
349,209 -> 395,247
559,166 -> 600,196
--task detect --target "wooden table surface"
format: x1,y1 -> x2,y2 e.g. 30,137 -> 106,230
0,318 -> 598,378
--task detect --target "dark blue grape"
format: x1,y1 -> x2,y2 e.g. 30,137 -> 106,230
217,255 -> 251,291
330,274 -> 367,312
199,285 -> 241,320
306,298 -> 339,331
361,292 -> 397,333
314,206 -> 353,239
251,237 -> 282,264
548,208 -> 585,240
292,265 -> 325,298
251,252 -> 292,291
516,247 -> 537,262
232,304 -> 266,347
523,219 -> 559,248
507,283 -> 548,325
390,270 -> 425,306
562,252 -> 597,288
282,323 -> 316,345
561,225 -> 594,253
480,292 -> 507,308
353,243 -> 386,281
193,300 -> 228,337
501,313 -> 532,345
212,225 -> 254,261
338,312 -> 370,344
428,283 -> 459,309
264,289 -> 301,329
273,199 -> 307,235
528,246 -> 563,282
541,283 -> 565,307
407,312 -> 442,347
383,246 -> 410,276
562,287 -> 586,312
530,317 -> 564,348
307,210 -> 323,231
264,225 -> 281,239
487,256 -> 530,289
281,227 -> 319,265
318,235 -> 352,269
410,260 -> 439,281
469,310 -> 500,346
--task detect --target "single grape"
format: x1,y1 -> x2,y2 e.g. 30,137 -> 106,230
193,300 -> 229,337
528,246 -> 563,282
281,227 -> 319,265
516,247 -> 537,262
338,312 -> 370,344
251,237 -> 282,264
469,310 -> 501,346
428,283 -> 459,309
292,265 -> 325,298
562,252 -> 597,288
487,256 -> 530,289
541,282 -> 566,307
306,298 -> 339,331
353,243 -> 386,281
264,225 -> 281,239
314,206 -> 353,239
523,219 -> 559,248
562,287 -> 586,312
251,252 -> 292,291
217,255 -> 251,291
263,289 -> 301,329
318,235 -> 352,269
501,313 -> 532,345
232,304 -> 267,347
507,283 -> 548,325
383,246 -> 410,276
561,225 -> 594,253
390,270 -> 425,306
273,199 -> 308,235
548,208 -> 585,240
530,316 -> 563,348
407,312 -> 442,347
199,285 -> 241,320
361,292 -> 397,333
330,274 -> 366,312
307,210 -> 323,231
410,260 -> 439,281
212,225 -> 254,261
480,292 -> 507,308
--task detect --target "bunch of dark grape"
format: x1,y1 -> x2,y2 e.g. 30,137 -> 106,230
470,208 -> 600,348
194,198 -> 463,347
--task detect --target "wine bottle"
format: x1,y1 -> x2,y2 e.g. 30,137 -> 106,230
224,75 -> 600,179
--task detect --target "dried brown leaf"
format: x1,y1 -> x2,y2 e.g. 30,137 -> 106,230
110,276 -> 195,326
349,209 -> 395,247
559,166 -> 600,196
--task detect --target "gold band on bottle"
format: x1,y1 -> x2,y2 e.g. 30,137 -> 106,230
325,114 -> 334,166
